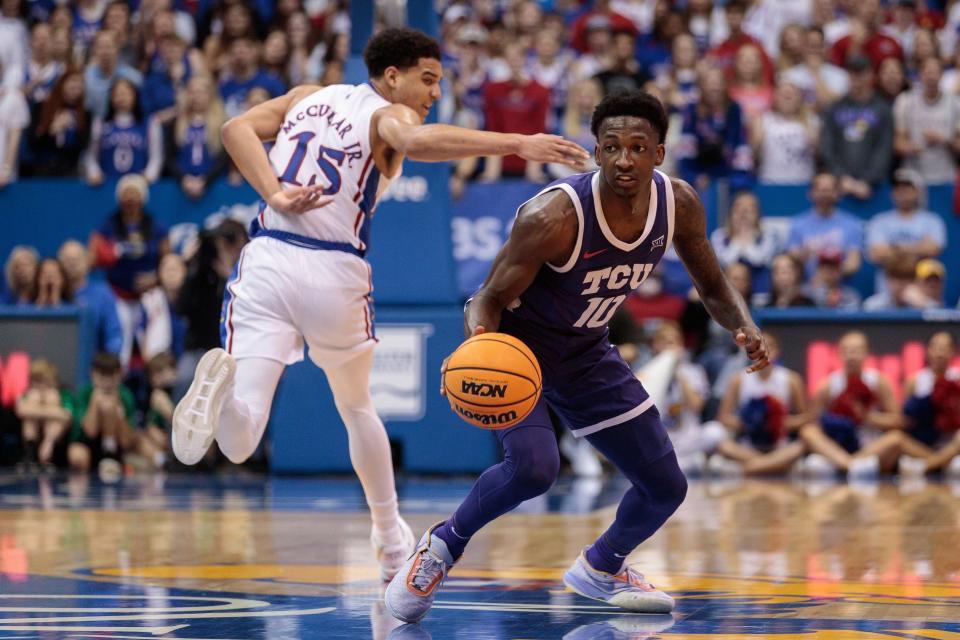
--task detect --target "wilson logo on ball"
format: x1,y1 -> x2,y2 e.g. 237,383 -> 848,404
461,381 -> 508,398
454,404 -> 518,426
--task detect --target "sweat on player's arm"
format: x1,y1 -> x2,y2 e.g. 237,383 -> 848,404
375,102 -> 590,167
670,177 -> 769,372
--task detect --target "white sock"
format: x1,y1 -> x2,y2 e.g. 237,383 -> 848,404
102,436 -> 118,453
369,495 -> 402,544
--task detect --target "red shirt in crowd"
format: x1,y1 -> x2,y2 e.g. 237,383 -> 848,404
483,79 -> 551,176
707,34 -> 776,86
569,10 -> 637,53
828,33 -> 904,69
624,292 -> 686,325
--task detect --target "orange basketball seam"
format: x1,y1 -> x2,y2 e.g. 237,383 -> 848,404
445,332 -> 543,429
443,366 -> 540,390
444,387 -> 540,409
457,335 -> 542,383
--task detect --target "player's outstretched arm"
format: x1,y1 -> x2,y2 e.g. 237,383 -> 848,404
376,104 -> 590,168
221,85 -> 330,215
465,189 -> 578,337
671,177 -> 770,373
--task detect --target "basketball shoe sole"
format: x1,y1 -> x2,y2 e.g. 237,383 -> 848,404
172,348 -> 236,465
563,552 -> 675,613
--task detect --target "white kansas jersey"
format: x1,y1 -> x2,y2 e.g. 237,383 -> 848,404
256,83 -> 400,254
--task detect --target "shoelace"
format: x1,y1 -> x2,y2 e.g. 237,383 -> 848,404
619,565 -> 653,590
410,552 -> 445,592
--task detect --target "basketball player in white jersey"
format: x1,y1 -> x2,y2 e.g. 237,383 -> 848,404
170,28 -> 589,581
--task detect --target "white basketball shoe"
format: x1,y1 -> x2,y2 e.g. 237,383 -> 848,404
172,348 -> 236,465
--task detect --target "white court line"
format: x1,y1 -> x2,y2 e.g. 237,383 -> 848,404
0,606 -> 336,625
0,624 -> 186,635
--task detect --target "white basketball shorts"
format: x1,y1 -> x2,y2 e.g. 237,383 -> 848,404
219,236 -> 376,367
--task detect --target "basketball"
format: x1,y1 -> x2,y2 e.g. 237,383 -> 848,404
443,332 -> 542,430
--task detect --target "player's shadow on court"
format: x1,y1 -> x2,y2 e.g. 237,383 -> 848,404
562,614 -> 676,639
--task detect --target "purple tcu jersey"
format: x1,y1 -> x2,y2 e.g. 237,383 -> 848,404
507,169 -> 675,336
494,169 -> 676,442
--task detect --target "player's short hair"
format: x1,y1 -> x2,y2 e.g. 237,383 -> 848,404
363,28 -> 441,78
590,90 -> 669,143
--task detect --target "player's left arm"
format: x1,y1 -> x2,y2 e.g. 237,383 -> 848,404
221,85 -> 330,215
671,177 -> 769,372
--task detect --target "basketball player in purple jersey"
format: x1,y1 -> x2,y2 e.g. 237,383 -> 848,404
386,90 -> 769,621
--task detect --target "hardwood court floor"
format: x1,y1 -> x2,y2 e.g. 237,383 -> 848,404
1,472 -> 960,639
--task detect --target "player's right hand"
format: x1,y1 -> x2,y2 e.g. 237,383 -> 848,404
440,325 -> 486,396
735,327 -> 770,373
517,134 -> 591,170
268,186 -> 334,215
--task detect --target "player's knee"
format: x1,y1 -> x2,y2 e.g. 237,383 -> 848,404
218,431 -> 259,465
664,467 -> 689,511
656,465 -> 689,512
221,444 -> 252,465
648,453 -> 688,513
333,395 -> 377,425
511,448 -> 560,498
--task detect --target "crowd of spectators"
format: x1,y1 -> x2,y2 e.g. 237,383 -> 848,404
439,0 -> 960,310
0,0 -> 349,191
2,0 -> 960,478
0,174 -> 249,476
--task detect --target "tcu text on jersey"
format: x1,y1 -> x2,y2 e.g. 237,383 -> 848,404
508,169 -> 674,335
575,263 -> 653,328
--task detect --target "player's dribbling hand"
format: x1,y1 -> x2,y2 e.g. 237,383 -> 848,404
517,134 -> 591,170
268,186 -> 334,215
735,326 -> 769,373
440,325 -> 486,395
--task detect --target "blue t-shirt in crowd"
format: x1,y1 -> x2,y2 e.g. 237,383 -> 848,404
866,207 -> 947,291
142,53 -> 193,116
786,208 -> 863,276
866,209 -> 946,252
97,215 -> 168,298
74,279 -> 123,355
176,122 -> 215,177
219,71 -> 286,118
72,5 -> 103,54
98,118 -> 150,178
